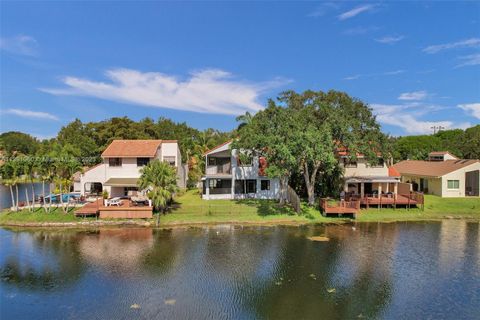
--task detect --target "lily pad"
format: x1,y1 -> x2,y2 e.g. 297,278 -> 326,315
164,299 -> 176,305
327,288 -> 336,293
308,236 -> 330,242
130,304 -> 141,309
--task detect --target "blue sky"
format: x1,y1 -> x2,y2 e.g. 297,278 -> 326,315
1,1 -> 479,139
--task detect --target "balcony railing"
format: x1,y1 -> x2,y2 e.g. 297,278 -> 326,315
206,164 -> 232,175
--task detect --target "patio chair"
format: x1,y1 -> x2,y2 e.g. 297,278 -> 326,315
107,197 -> 122,206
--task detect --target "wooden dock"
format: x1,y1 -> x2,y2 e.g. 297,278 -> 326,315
75,199 -> 153,219
320,192 -> 425,218
320,199 -> 360,218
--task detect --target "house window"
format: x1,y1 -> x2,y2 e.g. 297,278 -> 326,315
163,156 -> 176,166
137,157 -> 150,167
124,187 -> 138,196
109,158 -> 122,167
447,180 -> 459,189
343,158 -> 357,168
208,157 -> 216,166
261,180 -> 270,191
235,179 -> 257,194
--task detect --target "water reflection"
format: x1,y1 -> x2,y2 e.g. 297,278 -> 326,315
0,221 -> 479,320
0,229 -> 85,291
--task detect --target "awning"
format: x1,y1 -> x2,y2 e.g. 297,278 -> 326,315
345,176 -> 399,183
104,178 -> 139,187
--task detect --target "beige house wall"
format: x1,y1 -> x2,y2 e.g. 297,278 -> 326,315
400,162 -> 480,197
441,162 -> 480,197
343,158 -> 388,177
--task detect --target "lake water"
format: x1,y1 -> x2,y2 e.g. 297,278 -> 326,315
0,221 -> 479,319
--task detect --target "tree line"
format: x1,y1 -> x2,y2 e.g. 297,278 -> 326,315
1,91 -> 479,206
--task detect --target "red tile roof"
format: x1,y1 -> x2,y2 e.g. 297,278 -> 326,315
388,166 -> 401,177
393,159 -> 479,177
101,140 -> 163,157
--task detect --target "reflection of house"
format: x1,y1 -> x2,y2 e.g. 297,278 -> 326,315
340,152 -> 402,198
202,140 -> 280,200
80,140 -> 186,197
393,152 -> 480,197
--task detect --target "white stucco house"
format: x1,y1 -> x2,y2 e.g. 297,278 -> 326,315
201,140 -> 280,200
393,151 -> 480,197
340,151 -> 403,198
80,140 -> 187,198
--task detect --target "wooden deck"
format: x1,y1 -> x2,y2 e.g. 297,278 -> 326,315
75,199 -> 153,219
356,192 -> 424,209
320,199 -> 360,218
320,192 -> 425,218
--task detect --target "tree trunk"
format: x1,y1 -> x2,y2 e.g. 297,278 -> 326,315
60,182 -> 65,213
31,181 -> 35,211
9,186 -> 15,211
15,185 -> 19,211
303,162 -> 320,206
156,209 -> 161,226
279,176 -> 288,205
25,188 -> 30,211
42,180 -> 46,212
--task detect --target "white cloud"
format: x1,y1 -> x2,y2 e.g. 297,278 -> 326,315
41,68 -> 290,115
422,38 -> 480,54
338,4 -> 376,20
3,108 -> 59,121
308,2 -> 339,17
456,53 -> 480,67
343,69 -> 405,80
398,90 -> 428,101
0,35 -> 38,56
458,103 -> 480,119
375,35 -> 404,44
371,103 -> 471,135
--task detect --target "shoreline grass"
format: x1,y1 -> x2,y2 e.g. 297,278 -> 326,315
1,190 -> 479,227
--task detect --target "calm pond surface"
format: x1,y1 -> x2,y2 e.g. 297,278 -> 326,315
0,221 -> 479,320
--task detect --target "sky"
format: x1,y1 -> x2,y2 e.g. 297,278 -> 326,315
1,1 -> 479,139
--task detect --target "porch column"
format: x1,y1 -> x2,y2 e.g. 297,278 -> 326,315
206,178 -> 210,199
386,183 -> 390,193
343,183 -> 348,192
378,184 -> 382,198
360,182 -> 364,198
394,183 -> 398,198
231,177 -> 235,199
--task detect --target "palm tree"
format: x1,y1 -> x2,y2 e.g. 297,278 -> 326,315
1,160 -> 17,211
138,160 -> 178,226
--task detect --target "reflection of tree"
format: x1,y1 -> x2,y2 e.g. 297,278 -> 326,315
142,229 -> 185,275
242,224 -> 394,319
78,228 -> 154,275
0,229 -> 85,291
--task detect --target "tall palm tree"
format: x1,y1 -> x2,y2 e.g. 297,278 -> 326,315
138,160 -> 178,226
1,160 -> 17,211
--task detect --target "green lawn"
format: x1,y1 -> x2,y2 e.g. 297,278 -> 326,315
1,191 -> 479,226
358,195 -> 480,222
0,207 -> 79,224
162,189 -> 334,225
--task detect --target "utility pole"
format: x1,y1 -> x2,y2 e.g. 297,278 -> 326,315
431,125 -> 445,134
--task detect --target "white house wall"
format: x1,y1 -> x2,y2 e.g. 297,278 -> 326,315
441,162 -> 480,197
343,158 -> 389,177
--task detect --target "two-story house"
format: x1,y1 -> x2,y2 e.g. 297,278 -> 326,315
80,140 -> 186,197
202,140 -> 280,200
339,151 -> 401,198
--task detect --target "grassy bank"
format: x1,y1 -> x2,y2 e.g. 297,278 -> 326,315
1,190 -> 479,226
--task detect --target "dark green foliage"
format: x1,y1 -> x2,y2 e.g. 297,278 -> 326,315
0,131 -> 40,156
391,125 -> 480,161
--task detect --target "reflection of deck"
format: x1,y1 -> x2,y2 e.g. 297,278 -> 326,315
75,199 -> 153,219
